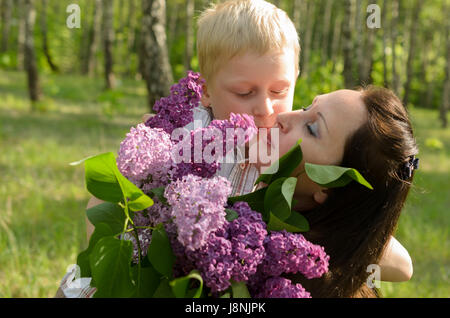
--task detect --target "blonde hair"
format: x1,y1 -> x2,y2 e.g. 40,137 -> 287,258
197,0 -> 300,83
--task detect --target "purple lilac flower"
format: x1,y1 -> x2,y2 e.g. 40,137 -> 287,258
117,124 -> 174,188
228,202 -> 267,282
145,197 -> 172,226
172,114 -> 257,181
124,211 -> 153,264
253,277 -> 311,298
171,127 -> 222,180
188,233 -> 234,293
170,201 -> 267,294
146,71 -> 204,134
260,230 -> 329,279
209,113 -> 258,158
164,174 -> 231,251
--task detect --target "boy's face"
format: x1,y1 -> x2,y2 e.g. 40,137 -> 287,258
201,49 -> 298,128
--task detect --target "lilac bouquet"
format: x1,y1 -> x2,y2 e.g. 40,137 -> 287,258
74,71 -> 338,298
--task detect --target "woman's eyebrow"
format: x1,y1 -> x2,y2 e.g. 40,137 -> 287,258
317,112 -> 329,134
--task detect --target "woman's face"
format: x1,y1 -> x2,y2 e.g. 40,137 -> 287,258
270,89 -> 368,209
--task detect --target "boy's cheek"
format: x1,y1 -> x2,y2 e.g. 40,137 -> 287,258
209,105 -> 230,120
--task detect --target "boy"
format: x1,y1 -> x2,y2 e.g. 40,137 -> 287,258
178,0 -> 300,196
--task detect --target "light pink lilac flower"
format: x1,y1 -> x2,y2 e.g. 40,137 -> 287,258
117,124 -> 174,188
164,174 -> 232,251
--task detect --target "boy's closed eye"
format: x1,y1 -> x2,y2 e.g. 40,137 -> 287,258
271,88 -> 289,95
236,91 -> 252,97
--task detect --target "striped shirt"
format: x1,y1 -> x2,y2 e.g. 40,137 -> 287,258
59,104 -> 260,298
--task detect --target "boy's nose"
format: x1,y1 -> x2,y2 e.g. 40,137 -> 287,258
252,97 -> 274,118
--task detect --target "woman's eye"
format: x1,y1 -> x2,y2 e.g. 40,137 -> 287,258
306,122 -> 318,137
303,105 -> 312,111
236,91 -> 252,97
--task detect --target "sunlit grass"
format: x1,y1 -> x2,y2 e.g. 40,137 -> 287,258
0,69 -> 448,297
0,70 -> 147,297
379,106 -> 450,298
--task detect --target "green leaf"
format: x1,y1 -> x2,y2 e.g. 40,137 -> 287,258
305,163 -> 373,190
69,154 -> 97,166
149,187 -> 168,205
255,139 -> 303,185
77,223 -> 114,278
131,264 -> 161,298
90,236 -> 135,298
84,152 -> 154,210
228,187 -> 268,215
126,192 -> 154,212
86,202 -> 126,236
281,177 -> 298,210
169,270 -> 204,298
267,211 -> 309,233
84,152 -> 124,203
231,281 -> 251,298
225,209 -> 239,222
153,278 -> 175,298
147,224 -> 176,278
264,178 -> 291,221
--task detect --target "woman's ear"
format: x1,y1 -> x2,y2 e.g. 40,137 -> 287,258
313,189 -> 329,205
201,84 -> 211,108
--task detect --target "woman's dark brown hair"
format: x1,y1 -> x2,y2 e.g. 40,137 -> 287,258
288,86 -> 419,297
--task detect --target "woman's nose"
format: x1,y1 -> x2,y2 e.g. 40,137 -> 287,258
275,112 -> 290,133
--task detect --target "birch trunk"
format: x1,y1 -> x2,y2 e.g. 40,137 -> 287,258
84,0 -> 102,76
403,0 -> 423,107
440,1 -> 449,128
342,0 -> 355,88
41,0 -> 59,72
390,0 -> 399,94
1,0 -> 12,52
102,0 -> 115,89
23,0 -> 41,104
301,1 -> 315,77
184,0 -> 194,72
140,0 -> 174,111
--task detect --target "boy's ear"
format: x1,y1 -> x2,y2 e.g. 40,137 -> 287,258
201,84 -> 212,108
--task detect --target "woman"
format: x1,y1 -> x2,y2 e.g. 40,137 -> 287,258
56,86 -> 416,298
267,86 -> 417,297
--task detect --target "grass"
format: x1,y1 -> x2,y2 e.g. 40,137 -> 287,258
379,107 -> 450,298
0,69 -> 449,298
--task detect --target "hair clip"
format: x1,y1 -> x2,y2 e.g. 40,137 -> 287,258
402,155 -> 419,179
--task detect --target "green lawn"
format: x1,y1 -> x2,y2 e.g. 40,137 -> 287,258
0,70 -> 448,297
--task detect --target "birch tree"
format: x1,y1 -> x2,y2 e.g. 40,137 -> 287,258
102,0 -> 115,89
40,0 -> 59,72
440,0 -> 449,128
342,0 -> 355,88
1,0 -> 12,53
140,0 -> 174,111
403,0 -> 423,107
23,0 -> 42,104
